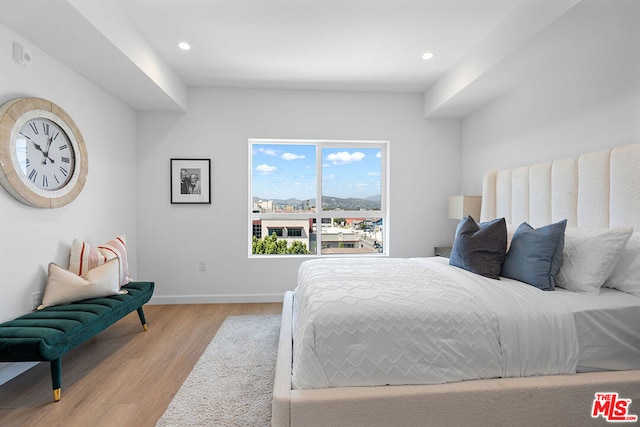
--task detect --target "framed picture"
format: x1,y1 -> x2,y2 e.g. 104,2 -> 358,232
170,158 -> 211,204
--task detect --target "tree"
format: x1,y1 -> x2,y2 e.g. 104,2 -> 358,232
252,233 -> 310,254
288,240 -> 310,254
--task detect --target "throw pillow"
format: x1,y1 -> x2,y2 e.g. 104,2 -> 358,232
69,235 -> 131,286
68,239 -> 108,277
38,259 -> 122,309
556,227 -> 633,295
604,232 -> 640,296
98,236 -> 131,286
449,216 -> 507,279
500,220 -> 567,291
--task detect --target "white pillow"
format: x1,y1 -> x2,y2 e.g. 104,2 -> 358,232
38,259 -> 123,310
556,227 -> 633,295
604,232 -> 640,296
506,223 -> 519,251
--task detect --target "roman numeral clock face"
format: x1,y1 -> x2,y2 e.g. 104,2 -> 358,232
0,97 -> 88,208
17,118 -> 75,191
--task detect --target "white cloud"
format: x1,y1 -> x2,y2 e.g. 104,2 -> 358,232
368,171 -> 380,176
259,148 -> 278,156
376,151 -> 382,158
326,151 -> 365,165
256,164 -> 277,174
282,152 -> 305,161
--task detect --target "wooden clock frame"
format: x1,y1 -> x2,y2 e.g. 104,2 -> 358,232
0,97 -> 88,208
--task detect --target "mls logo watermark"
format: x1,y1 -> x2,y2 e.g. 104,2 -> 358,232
592,392 -> 638,422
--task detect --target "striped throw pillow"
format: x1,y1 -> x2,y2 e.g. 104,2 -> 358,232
68,235 -> 131,286
69,239 -> 108,276
98,236 -> 131,286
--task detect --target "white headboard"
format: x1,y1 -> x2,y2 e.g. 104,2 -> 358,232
480,142 -> 640,231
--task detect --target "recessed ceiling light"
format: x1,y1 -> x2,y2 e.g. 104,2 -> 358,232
422,52 -> 434,60
178,41 -> 191,51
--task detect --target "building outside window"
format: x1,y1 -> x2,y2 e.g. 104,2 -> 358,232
250,139 -> 388,256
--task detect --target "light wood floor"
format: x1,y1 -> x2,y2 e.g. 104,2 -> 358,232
0,302 -> 282,427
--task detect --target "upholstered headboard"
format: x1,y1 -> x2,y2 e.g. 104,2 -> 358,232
480,142 -> 640,231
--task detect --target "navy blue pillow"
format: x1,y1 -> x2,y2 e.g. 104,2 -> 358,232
449,216 -> 507,279
500,219 -> 567,291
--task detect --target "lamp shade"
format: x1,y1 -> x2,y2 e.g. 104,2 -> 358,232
448,195 -> 482,220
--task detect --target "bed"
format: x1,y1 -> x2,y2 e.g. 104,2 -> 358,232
272,142 -> 640,427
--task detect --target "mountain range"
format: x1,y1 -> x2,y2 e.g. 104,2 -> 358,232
253,195 -> 381,210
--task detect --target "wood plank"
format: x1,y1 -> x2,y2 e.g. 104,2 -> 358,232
0,303 -> 282,427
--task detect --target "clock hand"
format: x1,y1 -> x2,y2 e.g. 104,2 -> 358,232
42,136 -> 55,165
30,139 -> 50,165
42,155 -> 55,165
31,140 -> 45,153
44,135 -> 52,153
32,138 -> 56,165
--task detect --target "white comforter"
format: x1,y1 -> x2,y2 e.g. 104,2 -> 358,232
292,257 -> 578,389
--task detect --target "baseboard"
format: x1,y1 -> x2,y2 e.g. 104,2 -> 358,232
149,293 -> 286,304
0,361 -> 38,387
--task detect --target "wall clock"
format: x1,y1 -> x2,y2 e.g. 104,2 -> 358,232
0,97 -> 88,208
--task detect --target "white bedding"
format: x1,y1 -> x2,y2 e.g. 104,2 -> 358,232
292,257 -> 579,389
553,287 -> 640,372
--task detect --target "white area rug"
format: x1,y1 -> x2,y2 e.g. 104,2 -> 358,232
156,314 -> 281,427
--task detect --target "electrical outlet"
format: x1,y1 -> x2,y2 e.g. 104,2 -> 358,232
199,260 -> 207,271
32,292 -> 41,310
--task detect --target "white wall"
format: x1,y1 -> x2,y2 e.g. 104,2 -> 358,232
461,0 -> 640,195
137,88 -> 461,303
0,25 -> 139,320
0,24 -> 138,384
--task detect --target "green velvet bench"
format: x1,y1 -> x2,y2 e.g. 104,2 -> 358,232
0,281 -> 154,402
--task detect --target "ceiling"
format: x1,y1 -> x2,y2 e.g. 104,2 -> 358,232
112,0 -> 520,92
0,0 -> 586,114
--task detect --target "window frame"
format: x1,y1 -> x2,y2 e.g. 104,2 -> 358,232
249,138 -> 389,257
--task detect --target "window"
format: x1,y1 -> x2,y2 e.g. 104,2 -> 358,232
252,222 -> 262,238
287,227 -> 302,237
250,139 -> 388,256
267,227 -> 283,237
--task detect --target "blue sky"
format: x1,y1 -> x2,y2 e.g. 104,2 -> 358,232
252,143 -> 381,200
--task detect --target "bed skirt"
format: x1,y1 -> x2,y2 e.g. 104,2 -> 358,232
272,291 -> 640,426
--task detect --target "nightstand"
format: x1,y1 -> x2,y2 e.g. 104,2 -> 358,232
434,246 -> 452,258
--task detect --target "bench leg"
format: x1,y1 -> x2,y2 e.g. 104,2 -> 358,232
46,306 -> 148,403
136,306 -> 148,331
50,358 -> 61,402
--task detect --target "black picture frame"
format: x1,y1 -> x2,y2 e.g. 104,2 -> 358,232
170,158 -> 211,204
